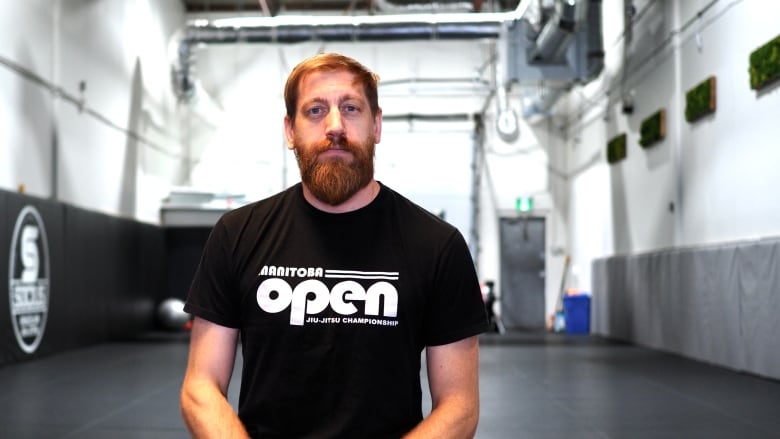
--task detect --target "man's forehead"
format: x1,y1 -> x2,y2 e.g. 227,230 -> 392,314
299,71 -> 365,100
301,70 -> 359,87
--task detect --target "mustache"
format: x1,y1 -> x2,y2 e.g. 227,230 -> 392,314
313,136 -> 357,154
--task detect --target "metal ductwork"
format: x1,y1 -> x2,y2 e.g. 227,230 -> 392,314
506,0 -> 602,83
526,0 -> 580,63
171,3 -> 533,100
583,0 -> 605,81
508,0 -> 604,119
520,86 -> 566,119
182,19 -> 503,44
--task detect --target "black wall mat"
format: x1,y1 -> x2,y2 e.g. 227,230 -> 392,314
165,226 -> 213,302
0,190 -> 166,367
0,191 -> 11,365
2,192 -> 65,365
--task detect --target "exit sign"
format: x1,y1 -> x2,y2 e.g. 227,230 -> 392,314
516,197 -> 534,212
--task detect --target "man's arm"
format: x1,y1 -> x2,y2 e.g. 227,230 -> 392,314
180,317 -> 249,438
403,336 -> 481,439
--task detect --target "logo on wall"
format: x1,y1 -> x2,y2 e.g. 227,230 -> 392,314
8,205 -> 50,354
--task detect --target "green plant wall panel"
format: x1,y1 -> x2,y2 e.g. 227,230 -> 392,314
639,109 -> 665,148
607,133 -> 627,164
685,76 -> 716,123
749,33 -> 780,90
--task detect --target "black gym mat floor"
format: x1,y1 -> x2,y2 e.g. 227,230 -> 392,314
0,331 -> 778,438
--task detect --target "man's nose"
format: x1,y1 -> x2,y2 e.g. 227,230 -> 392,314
325,108 -> 345,137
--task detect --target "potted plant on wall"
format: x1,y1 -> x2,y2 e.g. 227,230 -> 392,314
685,76 -> 716,123
607,133 -> 627,164
749,33 -> 780,90
639,109 -> 665,148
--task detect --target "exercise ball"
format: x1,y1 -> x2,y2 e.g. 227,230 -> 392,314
157,298 -> 190,331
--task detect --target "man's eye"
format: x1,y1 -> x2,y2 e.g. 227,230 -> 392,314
309,107 -> 324,115
344,105 -> 358,113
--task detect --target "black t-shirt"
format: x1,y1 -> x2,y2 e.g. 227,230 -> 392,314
185,182 -> 488,438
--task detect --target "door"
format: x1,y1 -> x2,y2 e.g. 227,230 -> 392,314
499,216 -> 546,330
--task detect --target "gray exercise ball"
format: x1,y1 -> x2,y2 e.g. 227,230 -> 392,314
157,298 -> 190,331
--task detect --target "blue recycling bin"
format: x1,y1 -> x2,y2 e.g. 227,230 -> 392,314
563,294 -> 590,334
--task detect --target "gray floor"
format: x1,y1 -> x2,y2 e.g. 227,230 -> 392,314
0,331 -> 778,438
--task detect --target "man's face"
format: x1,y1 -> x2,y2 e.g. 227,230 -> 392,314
284,70 -> 382,206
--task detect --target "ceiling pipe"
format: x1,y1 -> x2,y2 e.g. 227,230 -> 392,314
493,37 -> 519,143
172,1 -> 533,100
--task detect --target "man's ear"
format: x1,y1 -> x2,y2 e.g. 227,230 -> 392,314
284,115 -> 295,150
373,108 -> 382,144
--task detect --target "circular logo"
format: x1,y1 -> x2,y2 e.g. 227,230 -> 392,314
8,205 -> 50,354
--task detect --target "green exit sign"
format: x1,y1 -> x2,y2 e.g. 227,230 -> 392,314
516,197 -> 534,212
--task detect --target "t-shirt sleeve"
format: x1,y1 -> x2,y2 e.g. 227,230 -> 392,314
424,230 -> 489,346
183,218 -> 242,328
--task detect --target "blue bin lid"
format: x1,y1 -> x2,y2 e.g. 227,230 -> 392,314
563,294 -> 590,302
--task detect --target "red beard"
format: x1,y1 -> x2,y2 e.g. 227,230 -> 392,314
295,135 -> 375,206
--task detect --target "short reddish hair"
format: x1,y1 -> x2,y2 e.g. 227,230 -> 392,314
284,52 -> 380,123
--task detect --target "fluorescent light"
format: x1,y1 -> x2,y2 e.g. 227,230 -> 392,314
204,0 -> 531,28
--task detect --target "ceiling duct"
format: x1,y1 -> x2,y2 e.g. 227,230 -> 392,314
526,0 -> 579,63
507,0 -> 603,118
520,86 -> 566,120
172,2 -> 533,100
506,0 -> 602,82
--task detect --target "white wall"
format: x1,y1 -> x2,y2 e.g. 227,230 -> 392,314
676,0 -> 780,245
1,1 -> 56,197
1,0 -> 186,222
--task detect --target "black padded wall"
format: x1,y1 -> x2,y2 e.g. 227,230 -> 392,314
165,226 -> 213,302
0,191 -> 6,365
0,190 -> 165,367
1,191 -> 66,365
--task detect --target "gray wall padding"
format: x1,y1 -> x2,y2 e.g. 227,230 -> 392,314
592,239 -> 780,380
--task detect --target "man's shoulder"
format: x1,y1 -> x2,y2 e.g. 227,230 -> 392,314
380,183 -> 459,238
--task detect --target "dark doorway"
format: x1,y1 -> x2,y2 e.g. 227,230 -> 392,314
499,216 -> 546,330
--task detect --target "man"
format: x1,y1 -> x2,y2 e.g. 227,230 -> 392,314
180,52 -> 488,438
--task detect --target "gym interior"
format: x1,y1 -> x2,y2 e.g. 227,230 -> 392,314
1,1 -> 779,437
